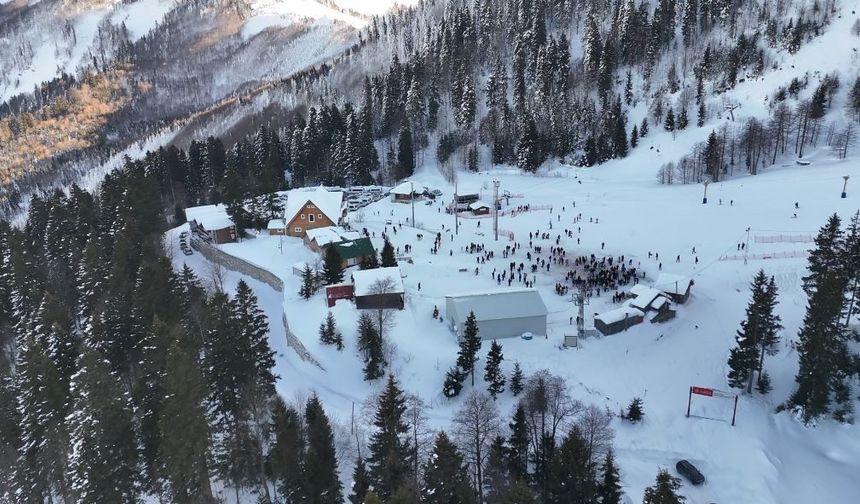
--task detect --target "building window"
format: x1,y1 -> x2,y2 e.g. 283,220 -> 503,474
318,213 -> 323,219
308,214 -> 315,223
300,214 -> 305,220
294,227 -> 302,233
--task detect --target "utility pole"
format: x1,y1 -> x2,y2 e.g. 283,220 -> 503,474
744,227 -> 750,265
702,180 -> 710,204
454,178 -> 459,235
410,181 -> 415,227
492,180 -> 500,241
842,175 -> 850,198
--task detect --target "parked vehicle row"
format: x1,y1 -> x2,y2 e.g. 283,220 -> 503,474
179,231 -> 193,256
346,185 -> 388,211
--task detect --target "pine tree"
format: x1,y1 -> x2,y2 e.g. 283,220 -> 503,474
843,212 -> 860,326
323,246 -> 345,285
380,238 -> 397,267
640,117 -> 649,137
484,436 -> 511,504
727,270 -> 782,393
630,125 -> 639,148
624,69 -> 634,105
397,122 -> 415,179
348,457 -> 371,504
270,397 -> 305,503
358,312 -> 385,380
642,469 -> 685,504
457,79 -> 477,130
484,340 -> 506,398
583,15 -> 602,77
368,375 -> 412,500
597,449 -> 623,504
300,264 -> 317,299
507,404 -> 529,481
664,106 -> 675,134
678,107 -> 689,130
547,426 -> 596,504
67,345 -> 138,503
360,252 -> 380,270
319,312 -> 344,350
303,395 -> 344,504
457,311 -> 482,386
788,215 -> 850,422
443,366 -> 465,398
422,431 -> 475,504
626,397 -> 644,422
510,361 -> 525,396
14,335 -> 70,504
159,340 -> 214,503
756,371 -> 773,395
517,117 -> 544,172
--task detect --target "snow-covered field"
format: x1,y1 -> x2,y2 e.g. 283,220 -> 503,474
167,146 -> 860,503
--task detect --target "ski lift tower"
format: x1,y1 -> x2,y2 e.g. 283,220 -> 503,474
566,284 -> 589,348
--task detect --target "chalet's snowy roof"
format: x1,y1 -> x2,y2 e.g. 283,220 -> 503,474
469,201 -> 490,210
595,305 -> 644,325
352,267 -> 404,296
391,181 -> 415,195
446,288 -> 547,322
651,296 -> 668,310
305,226 -> 363,247
267,219 -> 285,229
185,204 -> 234,230
629,287 -> 665,310
653,274 -> 694,295
306,226 -> 345,246
285,187 -> 343,223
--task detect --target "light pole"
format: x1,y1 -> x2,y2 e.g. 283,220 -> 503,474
702,181 -> 710,204
842,175 -> 850,199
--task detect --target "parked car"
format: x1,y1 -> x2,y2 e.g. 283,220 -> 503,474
676,460 -> 704,485
431,189 -> 442,196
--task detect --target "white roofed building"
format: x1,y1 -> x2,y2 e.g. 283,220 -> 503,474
185,204 -> 237,244
390,181 -> 418,203
445,288 -> 548,340
352,267 -> 405,310
594,305 -> 645,335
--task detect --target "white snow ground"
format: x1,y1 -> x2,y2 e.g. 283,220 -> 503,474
167,148 -> 860,503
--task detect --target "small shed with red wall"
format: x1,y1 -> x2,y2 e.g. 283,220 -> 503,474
325,283 -> 355,307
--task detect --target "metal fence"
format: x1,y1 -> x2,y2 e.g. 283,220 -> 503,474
718,250 -> 810,261
753,234 -> 815,244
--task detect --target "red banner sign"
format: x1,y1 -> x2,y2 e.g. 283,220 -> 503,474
691,386 -> 714,397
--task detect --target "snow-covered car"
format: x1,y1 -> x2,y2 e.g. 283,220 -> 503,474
431,189 -> 442,196
676,460 -> 704,485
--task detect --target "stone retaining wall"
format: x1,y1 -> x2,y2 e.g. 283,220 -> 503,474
191,239 -> 284,292
191,239 -> 322,369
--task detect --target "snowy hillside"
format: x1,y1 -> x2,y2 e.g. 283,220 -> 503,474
167,149 -> 860,503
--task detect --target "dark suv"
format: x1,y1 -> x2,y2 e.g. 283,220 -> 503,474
676,459 -> 705,485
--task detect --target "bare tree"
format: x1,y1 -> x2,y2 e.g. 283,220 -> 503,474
368,277 -> 399,339
520,370 -> 583,456
405,394 -> 435,494
454,391 -> 500,503
575,404 -> 615,468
